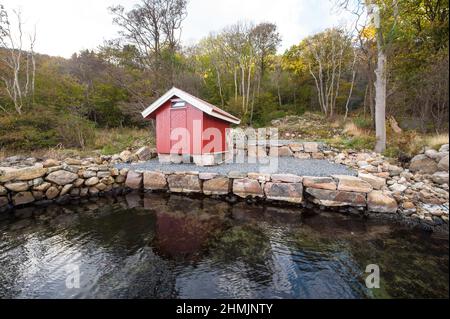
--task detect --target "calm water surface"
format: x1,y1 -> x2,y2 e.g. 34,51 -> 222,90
0,192 -> 448,299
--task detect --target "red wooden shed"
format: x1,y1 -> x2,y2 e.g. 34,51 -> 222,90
141,87 -> 240,165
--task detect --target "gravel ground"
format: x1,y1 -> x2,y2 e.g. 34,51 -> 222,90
116,157 -> 356,177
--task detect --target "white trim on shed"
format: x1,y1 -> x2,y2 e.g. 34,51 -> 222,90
141,87 -> 241,125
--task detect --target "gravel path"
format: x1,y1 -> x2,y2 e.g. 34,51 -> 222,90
116,157 -> 356,177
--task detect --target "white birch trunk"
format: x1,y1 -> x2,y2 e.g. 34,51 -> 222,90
369,4 -> 387,153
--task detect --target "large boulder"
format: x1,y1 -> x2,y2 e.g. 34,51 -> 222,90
42,158 -> 61,168
303,142 -> 319,153
333,175 -> 373,193
45,186 -> 60,199
125,171 -> 142,189
432,171 -> 449,185
264,182 -> 303,203
46,170 -> 78,186
167,173 -> 202,193
82,170 -> 97,178
409,154 -> 439,174
437,154 -> 449,172
85,177 -> 99,187
97,171 -> 111,179
367,191 -> 398,213
143,171 -> 167,190
305,188 -> 366,207
232,178 -> 264,198
119,150 -> 132,162
439,144 -> 449,152
0,165 -> 47,183
203,177 -> 231,195
60,184 -> 73,196
303,176 -> 337,190
134,146 -> 155,161
12,192 -> 35,206
33,182 -> 51,192
0,185 -> 7,196
289,143 -> 303,152
95,183 -> 107,191
4,182 -> 29,192
358,173 -> 386,190
248,145 -> 267,158
64,158 -> 82,165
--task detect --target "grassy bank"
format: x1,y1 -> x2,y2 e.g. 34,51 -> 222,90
0,127 -> 153,160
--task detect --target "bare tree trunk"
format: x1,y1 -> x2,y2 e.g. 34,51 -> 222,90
241,65 -> 245,113
370,4 -> 387,153
363,84 -> 368,117
246,63 -> 251,112
214,65 -> 224,107
234,68 -> 238,101
344,53 -> 357,121
0,9 -> 36,114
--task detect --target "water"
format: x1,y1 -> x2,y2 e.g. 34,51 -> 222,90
0,192 -> 448,299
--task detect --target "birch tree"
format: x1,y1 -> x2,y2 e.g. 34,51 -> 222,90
0,7 -> 36,115
337,0 -> 400,152
301,28 -> 354,118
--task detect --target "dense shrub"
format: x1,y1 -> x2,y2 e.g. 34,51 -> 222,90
0,107 -> 95,151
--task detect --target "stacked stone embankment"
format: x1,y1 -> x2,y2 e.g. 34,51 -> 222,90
1,143 -> 449,232
1,157 -> 127,212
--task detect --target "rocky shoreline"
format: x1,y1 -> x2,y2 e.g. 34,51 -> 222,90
1,143 -> 449,233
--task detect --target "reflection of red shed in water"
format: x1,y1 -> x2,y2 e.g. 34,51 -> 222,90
141,87 -> 240,165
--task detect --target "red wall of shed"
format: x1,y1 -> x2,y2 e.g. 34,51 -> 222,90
202,114 -> 229,154
151,99 -> 230,155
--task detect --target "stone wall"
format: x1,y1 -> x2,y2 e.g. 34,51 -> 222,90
1,158 -> 127,213
118,168 -> 446,230
241,141 -> 328,160
1,143 -> 448,232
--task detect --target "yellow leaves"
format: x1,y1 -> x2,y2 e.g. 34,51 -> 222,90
361,26 -> 376,40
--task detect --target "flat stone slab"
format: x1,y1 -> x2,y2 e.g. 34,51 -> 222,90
367,190 -> 398,213
203,177 -> 231,195
116,157 -> 355,177
167,174 -> 202,193
233,178 -> 264,198
305,188 -> 366,207
143,171 -> 167,190
264,182 -> 303,203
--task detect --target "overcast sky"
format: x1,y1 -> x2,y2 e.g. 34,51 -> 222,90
2,0 -> 352,58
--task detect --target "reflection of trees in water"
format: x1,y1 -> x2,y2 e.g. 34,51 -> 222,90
152,195 -> 230,261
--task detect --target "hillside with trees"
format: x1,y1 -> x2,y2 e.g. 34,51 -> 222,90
0,0 -> 448,158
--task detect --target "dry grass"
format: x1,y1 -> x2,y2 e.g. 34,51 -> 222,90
343,122 -> 367,137
424,133 -> 449,150
93,127 -> 154,155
